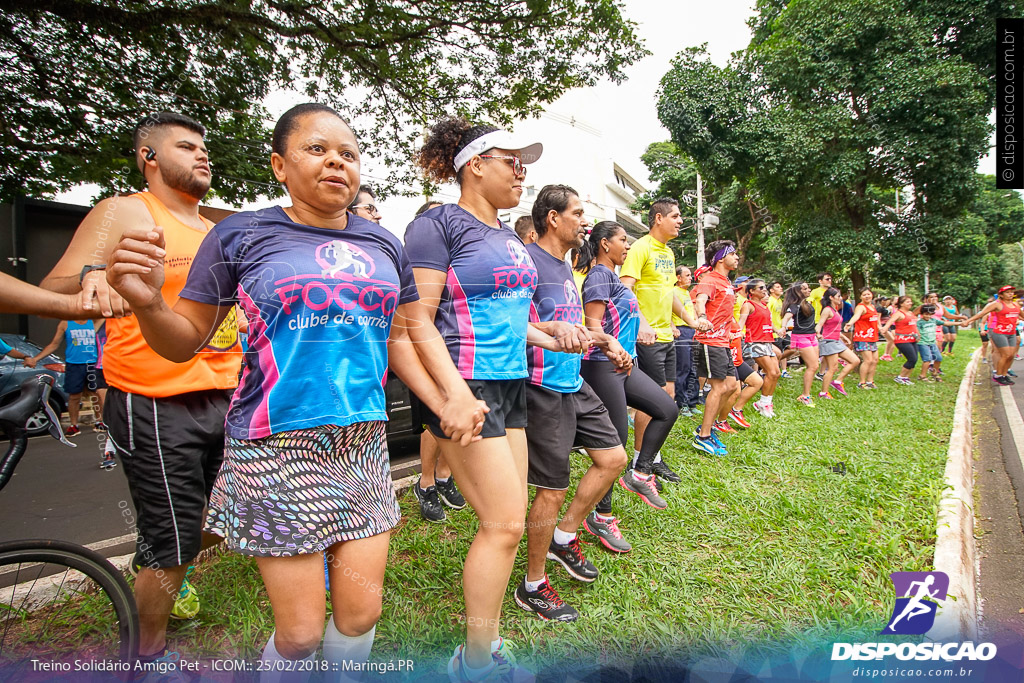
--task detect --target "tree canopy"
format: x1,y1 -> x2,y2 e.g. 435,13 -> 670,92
655,0 -> 1013,294
0,0 -> 646,203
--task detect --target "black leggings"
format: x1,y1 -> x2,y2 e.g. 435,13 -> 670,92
581,359 -> 678,514
895,342 -> 918,369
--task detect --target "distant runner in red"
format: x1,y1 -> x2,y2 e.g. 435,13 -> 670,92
690,240 -> 740,456
844,287 -> 881,389
963,286 -> 1019,385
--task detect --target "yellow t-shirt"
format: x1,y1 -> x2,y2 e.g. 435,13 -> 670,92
672,285 -> 696,327
620,234 -> 676,343
809,286 -> 827,322
733,294 -> 747,321
768,295 -> 783,331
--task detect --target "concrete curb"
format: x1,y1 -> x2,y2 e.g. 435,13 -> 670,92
931,347 -> 981,641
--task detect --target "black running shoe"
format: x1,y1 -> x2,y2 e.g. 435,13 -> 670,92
514,576 -> 579,622
413,483 -> 446,523
433,477 -> 466,510
546,536 -> 598,582
651,460 -> 681,483
618,469 -> 667,510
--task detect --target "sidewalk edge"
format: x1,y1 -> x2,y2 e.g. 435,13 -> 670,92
931,347 -> 980,641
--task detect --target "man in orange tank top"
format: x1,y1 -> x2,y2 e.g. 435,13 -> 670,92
40,112 -> 240,664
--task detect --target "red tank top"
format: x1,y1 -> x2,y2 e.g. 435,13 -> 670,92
991,301 -> 1020,334
893,311 -> 918,343
744,300 -> 774,343
853,304 -> 879,342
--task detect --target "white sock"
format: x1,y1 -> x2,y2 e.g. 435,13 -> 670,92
323,619 -> 376,683
524,575 -> 546,592
632,450 -> 640,468
491,638 -> 502,653
260,631 -> 316,683
552,527 -> 576,545
653,450 -> 663,464
435,475 -> 450,484
766,394 -> 774,404
594,512 -> 615,523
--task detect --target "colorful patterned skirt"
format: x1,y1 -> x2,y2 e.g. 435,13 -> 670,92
205,421 -> 399,556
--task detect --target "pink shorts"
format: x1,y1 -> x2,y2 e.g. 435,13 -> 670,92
791,333 -> 819,349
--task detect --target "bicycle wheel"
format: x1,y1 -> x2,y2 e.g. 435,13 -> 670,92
0,539 -> 139,679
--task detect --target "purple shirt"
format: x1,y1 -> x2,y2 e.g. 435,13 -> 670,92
180,207 -> 417,439
526,243 -> 584,393
404,204 -> 537,380
581,264 -> 640,360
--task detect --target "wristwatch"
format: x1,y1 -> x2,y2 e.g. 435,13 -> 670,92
79,264 -> 107,286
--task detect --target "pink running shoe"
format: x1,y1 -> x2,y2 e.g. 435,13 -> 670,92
830,380 -> 848,397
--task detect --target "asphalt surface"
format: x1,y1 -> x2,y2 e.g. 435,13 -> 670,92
0,428 -> 137,557
0,422 -> 421,563
975,353 -> 1024,648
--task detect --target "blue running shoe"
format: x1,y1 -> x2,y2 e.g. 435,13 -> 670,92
691,434 -> 717,455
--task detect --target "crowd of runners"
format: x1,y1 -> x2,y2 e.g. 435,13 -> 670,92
1,106 -> 1016,683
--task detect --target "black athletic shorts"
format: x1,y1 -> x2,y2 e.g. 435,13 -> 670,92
773,336 -> 790,352
64,362 -> 107,394
105,387 -> 230,569
737,361 -> 755,382
525,382 -> 621,490
635,340 -> 677,386
694,344 -> 738,380
424,378 -> 527,440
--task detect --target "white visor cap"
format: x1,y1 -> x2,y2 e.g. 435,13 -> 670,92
452,129 -> 543,172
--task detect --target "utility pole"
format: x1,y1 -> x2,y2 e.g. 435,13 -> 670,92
896,189 -> 905,296
696,172 -> 705,266
924,266 -> 929,294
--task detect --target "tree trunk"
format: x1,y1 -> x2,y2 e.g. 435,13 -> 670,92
851,269 -> 866,295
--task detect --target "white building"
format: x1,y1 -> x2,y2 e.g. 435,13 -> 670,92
374,89 -> 650,241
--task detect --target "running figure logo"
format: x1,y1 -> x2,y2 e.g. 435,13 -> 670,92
314,240 -> 375,279
507,239 -> 531,268
882,571 -> 948,635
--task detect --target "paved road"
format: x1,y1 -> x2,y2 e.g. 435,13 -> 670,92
0,429 -> 138,558
975,353 -> 1024,648
0,426 -> 421,562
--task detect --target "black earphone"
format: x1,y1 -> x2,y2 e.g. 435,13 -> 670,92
143,147 -> 156,161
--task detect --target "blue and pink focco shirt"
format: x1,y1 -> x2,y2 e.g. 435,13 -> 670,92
404,204 -> 537,380
179,207 -> 418,440
526,243 -> 584,393
581,264 -> 640,360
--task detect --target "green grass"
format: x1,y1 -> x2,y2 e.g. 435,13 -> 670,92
25,336 -> 982,672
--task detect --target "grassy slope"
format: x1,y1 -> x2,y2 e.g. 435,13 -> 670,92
171,335 -> 977,669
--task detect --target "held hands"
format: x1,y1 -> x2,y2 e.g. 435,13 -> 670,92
637,321 -> 656,346
438,390 -> 490,446
106,226 -> 168,312
548,321 -> 592,354
22,357 -> 37,368
694,317 -> 712,332
80,269 -> 132,318
605,340 -> 633,374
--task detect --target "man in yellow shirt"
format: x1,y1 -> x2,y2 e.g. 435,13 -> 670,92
732,275 -> 749,322
620,197 -> 687,481
808,272 -> 833,322
767,281 -> 784,330
673,265 -> 699,415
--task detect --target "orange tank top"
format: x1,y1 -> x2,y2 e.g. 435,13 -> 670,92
102,192 -> 242,397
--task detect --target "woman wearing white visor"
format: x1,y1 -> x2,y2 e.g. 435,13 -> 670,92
406,118 -> 574,682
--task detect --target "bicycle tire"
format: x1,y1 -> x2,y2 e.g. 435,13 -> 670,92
0,539 -> 139,675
